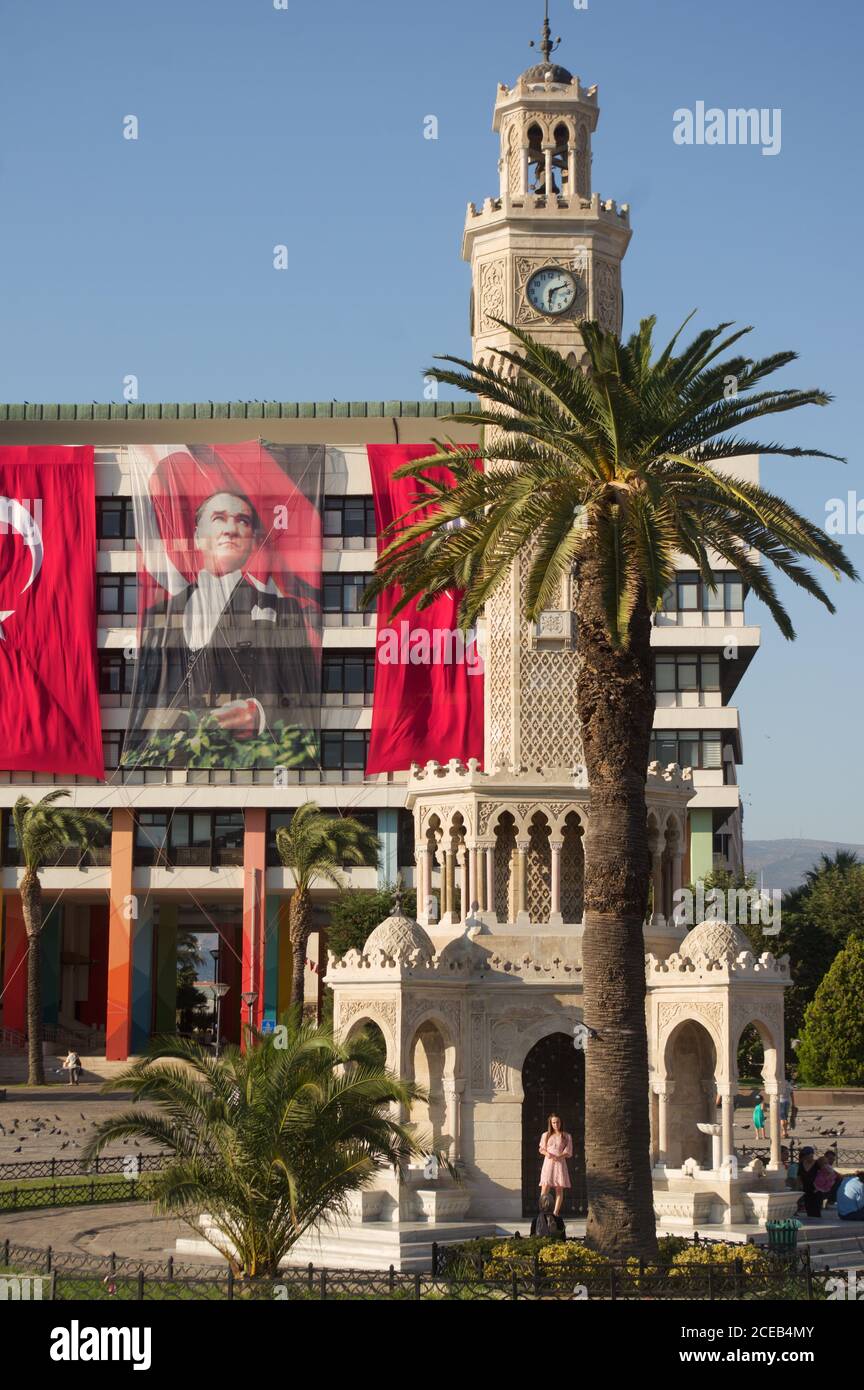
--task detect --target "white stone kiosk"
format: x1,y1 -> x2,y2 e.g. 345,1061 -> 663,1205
647,919 -> 798,1227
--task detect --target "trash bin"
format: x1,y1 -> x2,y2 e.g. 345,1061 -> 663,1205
766,1218 -> 801,1252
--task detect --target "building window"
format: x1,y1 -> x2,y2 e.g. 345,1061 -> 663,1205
654,653 -> 721,693
322,496 -> 376,540
99,651 -> 136,696
133,811 -> 245,868
102,730 -> 124,770
267,810 -> 294,866
661,572 -> 745,616
397,808 -> 415,868
98,574 -> 137,618
97,497 -> 135,544
322,651 -> 375,704
2,812 -> 110,868
649,729 -> 723,770
323,573 -> 369,615
320,729 -> 370,771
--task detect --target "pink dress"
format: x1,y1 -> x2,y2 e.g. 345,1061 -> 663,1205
539,1130 -> 573,1189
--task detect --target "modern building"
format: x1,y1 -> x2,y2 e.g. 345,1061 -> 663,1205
0,18 -> 765,1240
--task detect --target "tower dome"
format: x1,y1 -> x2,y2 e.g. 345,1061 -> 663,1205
363,911 -> 434,966
678,919 -> 753,964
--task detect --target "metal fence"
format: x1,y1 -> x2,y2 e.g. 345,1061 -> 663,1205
0,1153 -> 168,1182
0,1237 -> 826,1302
0,1178 -> 151,1212
737,1138 -> 864,1166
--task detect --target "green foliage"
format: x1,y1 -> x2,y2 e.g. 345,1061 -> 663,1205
12,790 -> 109,873
796,937 -> 864,1086
327,884 -> 418,961
124,714 -> 318,770
275,802 -> 381,897
365,316 -> 855,648
81,1022 -> 431,1278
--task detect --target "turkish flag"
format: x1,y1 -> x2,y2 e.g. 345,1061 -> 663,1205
0,446 -> 103,777
366,444 -> 484,775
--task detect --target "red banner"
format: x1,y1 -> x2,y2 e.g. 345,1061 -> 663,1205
0,446 -> 103,777
366,444 -> 484,775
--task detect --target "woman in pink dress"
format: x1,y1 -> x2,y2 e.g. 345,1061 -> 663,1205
539,1113 -> 573,1215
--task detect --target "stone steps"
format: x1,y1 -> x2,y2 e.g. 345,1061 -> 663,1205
178,1219 -> 498,1273
0,1055 -> 138,1085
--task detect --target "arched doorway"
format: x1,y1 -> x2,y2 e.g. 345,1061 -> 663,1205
664,1020 -> 718,1167
521,1032 -> 586,1217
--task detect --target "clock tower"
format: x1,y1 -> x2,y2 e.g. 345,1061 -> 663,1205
464,8 -> 631,374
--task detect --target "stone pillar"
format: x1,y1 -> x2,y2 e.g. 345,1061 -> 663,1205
416,845 -> 432,924
549,840 -> 563,927
651,849 -> 665,924
654,1081 -> 674,1169
544,146 -> 553,195
515,840 -> 530,926
670,849 -> 685,924
485,847 -> 495,923
446,848 -> 458,926
520,145 -> 529,195
459,848 -> 469,926
717,1084 -> 735,1166
468,845 -> 478,918
439,849 -> 449,919
765,1084 -> 782,1171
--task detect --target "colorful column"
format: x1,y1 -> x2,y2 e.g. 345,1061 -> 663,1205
41,901 -> 63,1028
276,899 -> 292,1019
1,892 -> 27,1034
153,903 -> 177,1036
106,808 -> 135,1060
263,895 -> 281,1024
242,808 -> 267,1038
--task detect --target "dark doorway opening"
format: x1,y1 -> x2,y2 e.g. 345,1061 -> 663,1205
521,1031 -> 586,1217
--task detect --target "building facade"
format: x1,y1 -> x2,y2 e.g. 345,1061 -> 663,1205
1,35 -> 756,1107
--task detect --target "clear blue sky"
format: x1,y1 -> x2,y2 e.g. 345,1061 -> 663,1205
1,0 -> 862,841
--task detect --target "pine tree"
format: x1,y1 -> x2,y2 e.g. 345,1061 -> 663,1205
796,937 -> 864,1086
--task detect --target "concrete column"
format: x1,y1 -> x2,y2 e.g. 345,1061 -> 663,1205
416,846 -> 431,924
106,808 -> 135,1061
544,146 -> 553,194
765,1084 -> 782,1170
549,840 -> 563,926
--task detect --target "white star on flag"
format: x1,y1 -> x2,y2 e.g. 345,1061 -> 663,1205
0,611 -> 14,639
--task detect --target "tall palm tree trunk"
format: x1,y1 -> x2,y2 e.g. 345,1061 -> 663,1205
288,890 -> 312,1011
576,551 -> 657,1259
20,869 -> 46,1086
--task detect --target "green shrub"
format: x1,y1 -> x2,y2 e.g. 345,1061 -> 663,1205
796,937 -> 864,1086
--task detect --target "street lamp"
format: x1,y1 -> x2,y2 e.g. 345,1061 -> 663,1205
241,991 -> 259,1033
210,983 -> 229,1061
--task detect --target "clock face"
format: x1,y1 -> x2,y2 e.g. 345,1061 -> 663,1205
526,266 -> 578,317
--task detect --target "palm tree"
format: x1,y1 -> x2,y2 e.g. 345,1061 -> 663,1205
81,1023 -> 429,1277
365,315 -> 856,1258
275,803 -> 380,1011
13,791 -> 109,1085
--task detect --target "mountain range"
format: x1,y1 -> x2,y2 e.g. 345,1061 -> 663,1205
744,839 -> 864,894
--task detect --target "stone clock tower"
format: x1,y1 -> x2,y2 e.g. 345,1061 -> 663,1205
464,14 -> 632,375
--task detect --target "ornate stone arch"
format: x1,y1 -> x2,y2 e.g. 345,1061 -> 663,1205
339,999 -> 399,1071
657,1003 -> 725,1081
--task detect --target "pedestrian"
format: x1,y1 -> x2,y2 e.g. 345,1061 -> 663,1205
814,1149 -> 841,1207
798,1146 -> 824,1219
753,1094 -> 766,1140
530,1191 -> 566,1239
836,1171 -> 864,1222
62,1049 -> 82,1087
778,1075 -> 793,1139
538,1113 -> 573,1217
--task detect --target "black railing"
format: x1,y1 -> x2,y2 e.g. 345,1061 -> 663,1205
0,1238 -> 828,1302
0,1153 -> 168,1182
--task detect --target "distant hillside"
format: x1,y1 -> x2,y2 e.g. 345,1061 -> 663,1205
744,839 -> 864,894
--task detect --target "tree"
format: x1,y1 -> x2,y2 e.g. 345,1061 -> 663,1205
772,852 -> 864,1047
275,804 -> 380,1010
366,315 -> 855,1257
796,937 -> 864,1086
327,883 -> 418,961
12,791 -> 108,1085
81,1023 -> 430,1278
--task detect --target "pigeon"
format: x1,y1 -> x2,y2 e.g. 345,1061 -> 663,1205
13,1146 -> 21,1153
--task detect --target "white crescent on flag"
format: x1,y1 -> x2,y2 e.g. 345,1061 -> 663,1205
0,497 -> 44,638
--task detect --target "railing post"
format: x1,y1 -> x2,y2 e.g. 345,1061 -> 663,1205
2,1238 -> 8,1266
50,1270 -> 58,1301
227,1267 -> 234,1300
431,1241 -> 438,1277
320,1269 -> 327,1300
167,1256 -> 174,1280
46,1245 -> 52,1274
414,1272 -> 421,1301
388,1264 -> 395,1293
707,1265 -> 715,1301
137,1269 -> 144,1300
307,1262 -> 314,1294
110,1251 -> 116,1274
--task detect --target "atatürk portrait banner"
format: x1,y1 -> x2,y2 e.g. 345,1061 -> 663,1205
125,442 -> 323,771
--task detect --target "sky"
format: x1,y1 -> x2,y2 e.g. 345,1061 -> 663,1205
0,0 -> 862,841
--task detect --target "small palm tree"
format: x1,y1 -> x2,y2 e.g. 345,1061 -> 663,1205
275,803 -> 380,1011
366,315 -> 856,1258
81,1023 -> 429,1277
13,791 -> 109,1085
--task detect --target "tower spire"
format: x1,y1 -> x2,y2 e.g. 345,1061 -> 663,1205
529,1 -> 562,65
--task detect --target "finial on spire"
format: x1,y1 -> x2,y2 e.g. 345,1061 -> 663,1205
529,1 -> 562,65
392,874 -> 405,916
